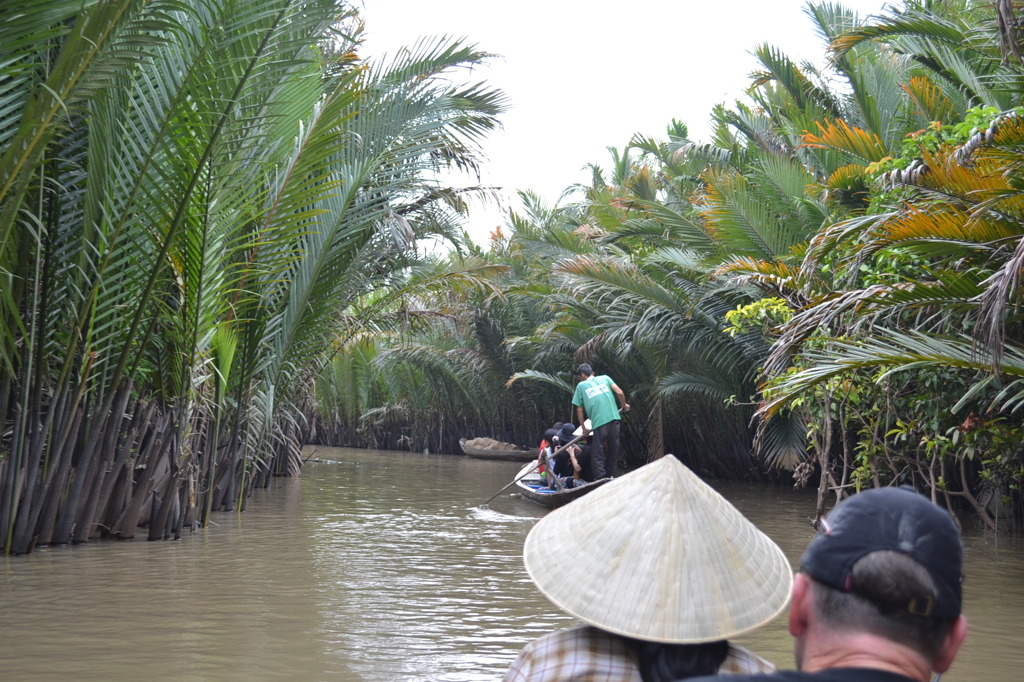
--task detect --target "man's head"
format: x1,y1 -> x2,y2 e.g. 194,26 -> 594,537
576,363 -> 593,378
791,487 -> 967,676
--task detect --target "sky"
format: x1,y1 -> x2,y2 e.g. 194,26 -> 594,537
360,0 -> 895,244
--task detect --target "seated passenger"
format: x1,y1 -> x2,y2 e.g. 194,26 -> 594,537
538,422 -> 562,454
549,422 -> 592,485
535,423 -> 564,489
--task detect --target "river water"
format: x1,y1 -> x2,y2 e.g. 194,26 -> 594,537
1,446 -> 1022,681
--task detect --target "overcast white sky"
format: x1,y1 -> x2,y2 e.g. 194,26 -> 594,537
361,0 -> 895,244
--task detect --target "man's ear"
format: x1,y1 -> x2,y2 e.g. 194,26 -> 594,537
788,572 -> 811,637
932,615 -> 968,674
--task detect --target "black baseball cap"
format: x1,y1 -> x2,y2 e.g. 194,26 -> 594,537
801,486 -> 963,619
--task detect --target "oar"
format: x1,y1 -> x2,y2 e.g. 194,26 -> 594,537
478,431 -> 589,508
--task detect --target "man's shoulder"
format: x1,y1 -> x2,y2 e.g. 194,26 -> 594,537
684,669 -> 917,682
685,673 -> 792,682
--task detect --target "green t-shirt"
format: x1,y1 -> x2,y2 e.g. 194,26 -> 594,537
572,375 -> 620,429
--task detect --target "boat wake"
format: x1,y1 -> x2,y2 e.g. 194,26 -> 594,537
468,506 -> 535,523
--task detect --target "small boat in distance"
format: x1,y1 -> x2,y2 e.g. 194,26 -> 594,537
513,461 -> 611,509
459,437 -> 537,462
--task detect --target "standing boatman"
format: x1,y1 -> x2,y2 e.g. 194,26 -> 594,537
572,363 -> 629,478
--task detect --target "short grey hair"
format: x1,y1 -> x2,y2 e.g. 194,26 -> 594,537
808,550 -> 957,661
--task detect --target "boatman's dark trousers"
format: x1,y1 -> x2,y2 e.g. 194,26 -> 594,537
590,420 -> 621,479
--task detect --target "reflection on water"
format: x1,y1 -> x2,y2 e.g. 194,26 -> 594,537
1,446 -> 1022,681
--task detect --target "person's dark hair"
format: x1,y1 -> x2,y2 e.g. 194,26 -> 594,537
577,363 -> 593,377
543,422 -> 563,441
626,638 -> 729,682
808,550 -> 958,661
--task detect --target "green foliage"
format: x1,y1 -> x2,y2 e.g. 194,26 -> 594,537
724,297 -> 793,338
0,0 -> 509,552
315,0 -> 1024,528
865,106 -> 1007,177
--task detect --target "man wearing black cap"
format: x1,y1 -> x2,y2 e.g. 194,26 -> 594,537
571,363 -> 629,479
684,487 -> 969,682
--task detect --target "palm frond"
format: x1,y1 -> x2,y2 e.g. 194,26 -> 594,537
801,119 -> 890,164
761,330 -> 1024,417
753,410 -> 808,470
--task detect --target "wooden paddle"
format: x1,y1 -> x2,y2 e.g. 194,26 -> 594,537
478,431 -> 590,508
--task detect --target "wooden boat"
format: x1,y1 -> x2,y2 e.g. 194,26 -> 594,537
459,438 -> 537,462
513,461 -> 611,509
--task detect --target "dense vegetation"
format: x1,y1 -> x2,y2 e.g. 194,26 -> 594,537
0,0 -> 506,554
311,0 -> 1024,531
6,1 -> 1024,555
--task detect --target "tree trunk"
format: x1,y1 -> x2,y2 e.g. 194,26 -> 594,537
814,392 -> 834,524
646,397 -> 664,462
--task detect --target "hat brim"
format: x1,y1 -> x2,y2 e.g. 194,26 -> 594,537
523,455 -> 793,643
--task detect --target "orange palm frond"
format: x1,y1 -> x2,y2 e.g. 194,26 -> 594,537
968,115 -> 1024,178
956,113 -> 1024,168
715,256 -> 807,296
699,170 -> 736,245
826,164 -> 869,191
901,76 -> 957,125
801,119 -> 890,163
917,146 -> 1010,194
917,146 -> 1024,223
987,112 -> 1024,147
870,204 -> 1019,249
716,256 -> 802,280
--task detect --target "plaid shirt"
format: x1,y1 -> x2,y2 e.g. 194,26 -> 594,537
503,625 -> 776,682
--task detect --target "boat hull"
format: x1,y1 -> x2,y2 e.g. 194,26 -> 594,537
514,463 -> 610,509
459,438 -> 537,462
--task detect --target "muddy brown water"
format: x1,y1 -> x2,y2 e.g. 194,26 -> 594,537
1,446 -> 1022,680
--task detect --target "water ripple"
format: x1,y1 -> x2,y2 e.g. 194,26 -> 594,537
1,447 -> 1022,681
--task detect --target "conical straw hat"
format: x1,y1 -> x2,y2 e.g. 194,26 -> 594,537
573,419 -> 592,436
523,454 -> 793,643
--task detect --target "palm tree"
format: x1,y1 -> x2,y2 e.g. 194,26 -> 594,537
0,1 -> 507,554
755,0 -> 1024,522
760,114 -> 1024,524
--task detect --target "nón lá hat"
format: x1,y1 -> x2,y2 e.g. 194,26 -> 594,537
523,455 -> 793,643
800,486 -> 963,619
572,419 -> 592,436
